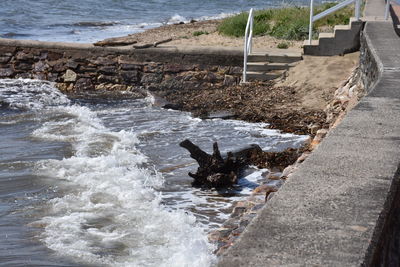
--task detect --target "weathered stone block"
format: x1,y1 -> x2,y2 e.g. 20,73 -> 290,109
66,60 -> 79,69
120,70 -> 139,83
143,63 -> 163,73
164,63 -> 189,73
33,61 -> 48,72
98,74 -> 120,83
89,56 -> 116,66
46,73 -> 59,82
141,73 -> 163,84
120,63 -> 141,70
15,51 -> 34,61
74,78 -> 94,91
0,68 -> 14,78
49,60 -> 67,72
0,56 -> 11,64
15,73 -> 31,79
98,66 -> 117,75
14,62 -> 32,71
0,47 -> 16,54
32,73 -> 47,80
64,69 -> 77,82
47,51 -> 63,61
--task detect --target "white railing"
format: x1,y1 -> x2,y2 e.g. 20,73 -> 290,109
385,0 -> 390,20
308,0 -> 361,45
243,8 -> 254,83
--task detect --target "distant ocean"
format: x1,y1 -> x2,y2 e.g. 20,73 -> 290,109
0,0 -> 312,43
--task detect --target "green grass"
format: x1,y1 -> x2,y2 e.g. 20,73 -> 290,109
193,30 -> 209,36
217,3 -> 354,41
277,41 -> 290,49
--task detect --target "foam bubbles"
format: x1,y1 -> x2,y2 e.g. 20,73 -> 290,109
0,79 -> 70,110
23,81 -> 216,266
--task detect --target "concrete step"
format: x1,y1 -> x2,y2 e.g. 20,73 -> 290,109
248,52 -> 302,63
246,70 -> 286,81
334,24 -> 351,31
303,17 -> 364,56
247,62 -> 294,71
318,32 -> 335,39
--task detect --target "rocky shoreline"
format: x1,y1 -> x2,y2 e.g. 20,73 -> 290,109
206,66 -> 364,255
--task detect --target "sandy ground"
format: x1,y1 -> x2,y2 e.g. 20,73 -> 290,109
95,19 -> 303,51
276,52 -> 360,110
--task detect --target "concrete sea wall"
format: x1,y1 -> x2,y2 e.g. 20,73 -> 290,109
219,21 -> 400,266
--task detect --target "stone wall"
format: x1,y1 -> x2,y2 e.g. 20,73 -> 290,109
0,39 -> 243,93
359,30 -> 381,93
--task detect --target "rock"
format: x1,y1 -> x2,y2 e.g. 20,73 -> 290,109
162,103 -> 183,110
33,61 -> 48,72
0,68 -> 14,78
15,62 -> 32,71
0,56 -> 11,64
315,128 -> 328,139
120,70 -> 139,83
109,84 -> 127,91
309,123 -> 320,135
98,74 -> 120,84
74,78 -> 94,91
281,164 -> 295,178
229,66 -> 242,75
296,152 -> 310,163
349,85 -> 357,98
141,73 -> 163,84
120,63 -> 141,71
47,51 -> 63,61
64,69 -> 77,82
223,75 -> 236,86
266,173 -> 281,180
252,184 -> 278,195
98,66 -> 117,75
310,129 -> 329,149
15,51 -> 33,61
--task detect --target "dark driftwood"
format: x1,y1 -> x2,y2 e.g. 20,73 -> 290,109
179,139 -> 263,188
93,37 -> 138,47
133,38 -> 173,49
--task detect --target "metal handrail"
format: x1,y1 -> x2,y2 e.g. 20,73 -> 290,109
385,0 -> 390,20
243,8 -> 254,83
308,0 -> 361,45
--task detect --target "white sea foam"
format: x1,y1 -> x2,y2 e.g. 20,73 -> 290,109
0,79 -> 70,110
0,79 -> 215,266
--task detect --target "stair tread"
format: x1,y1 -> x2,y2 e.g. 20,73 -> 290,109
334,25 -> 351,31
319,32 -> 335,38
247,62 -> 294,66
249,51 -> 302,58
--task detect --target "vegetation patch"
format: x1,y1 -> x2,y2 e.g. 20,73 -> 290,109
217,3 -> 353,40
277,41 -> 290,49
193,30 -> 209,36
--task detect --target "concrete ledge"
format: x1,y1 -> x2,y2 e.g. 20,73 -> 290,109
218,21 -> 400,266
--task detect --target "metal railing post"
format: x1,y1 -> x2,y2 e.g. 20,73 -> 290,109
385,0 -> 390,20
242,8 -> 253,83
308,0 -> 314,45
355,0 -> 360,20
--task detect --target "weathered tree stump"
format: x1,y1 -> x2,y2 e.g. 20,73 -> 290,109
180,139 -> 310,189
179,139 -> 264,188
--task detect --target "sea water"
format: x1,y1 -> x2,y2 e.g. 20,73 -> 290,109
0,79 -> 307,266
0,0 -> 313,43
